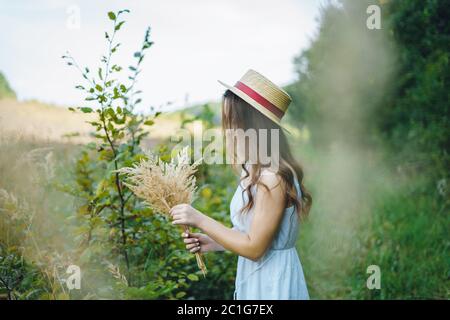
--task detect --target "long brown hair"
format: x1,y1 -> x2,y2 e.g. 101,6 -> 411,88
221,90 -> 312,219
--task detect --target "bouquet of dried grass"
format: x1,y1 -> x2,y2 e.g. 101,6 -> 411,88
116,146 -> 207,276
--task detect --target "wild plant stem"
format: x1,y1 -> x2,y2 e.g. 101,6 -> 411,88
98,17 -> 131,280
161,200 -> 207,277
100,115 -> 130,278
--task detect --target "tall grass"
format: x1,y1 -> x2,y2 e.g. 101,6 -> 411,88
296,143 -> 448,299
0,130 -> 81,299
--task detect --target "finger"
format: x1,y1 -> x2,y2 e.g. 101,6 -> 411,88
171,204 -> 185,212
172,216 -> 181,223
189,232 -> 202,238
191,234 -> 205,242
170,206 -> 182,215
186,243 -> 198,250
190,246 -> 200,253
181,232 -> 189,238
183,238 -> 199,244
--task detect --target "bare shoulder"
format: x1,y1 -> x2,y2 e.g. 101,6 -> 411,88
255,171 -> 286,213
258,170 -> 283,193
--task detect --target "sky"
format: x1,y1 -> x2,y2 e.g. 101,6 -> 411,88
0,0 -> 324,112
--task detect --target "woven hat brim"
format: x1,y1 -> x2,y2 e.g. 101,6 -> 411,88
218,80 -> 291,134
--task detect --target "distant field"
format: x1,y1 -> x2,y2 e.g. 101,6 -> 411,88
0,99 -> 94,144
0,98 -> 187,144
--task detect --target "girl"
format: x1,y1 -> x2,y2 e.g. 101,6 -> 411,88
170,69 -> 312,300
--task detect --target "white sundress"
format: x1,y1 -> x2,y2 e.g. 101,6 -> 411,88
230,170 -> 309,300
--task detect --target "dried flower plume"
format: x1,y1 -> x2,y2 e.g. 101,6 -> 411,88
116,146 -> 207,276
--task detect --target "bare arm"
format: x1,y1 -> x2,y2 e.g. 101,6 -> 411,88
171,174 -> 286,261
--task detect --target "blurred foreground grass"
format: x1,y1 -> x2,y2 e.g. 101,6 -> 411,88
297,143 -> 448,299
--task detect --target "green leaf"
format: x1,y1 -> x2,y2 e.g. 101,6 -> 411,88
108,12 -> 116,20
98,94 -> 107,103
143,42 -> 154,49
113,87 -> 120,99
105,108 -> 116,118
144,119 -> 154,126
115,21 -> 125,31
112,64 -> 122,72
187,274 -> 199,281
111,43 -> 121,53
120,84 -> 127,93
80,107 -> 93,113
95,84 -> 103,92
86,121 -> 101,127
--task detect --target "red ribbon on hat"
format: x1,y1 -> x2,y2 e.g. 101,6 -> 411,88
234,81 -> 285,120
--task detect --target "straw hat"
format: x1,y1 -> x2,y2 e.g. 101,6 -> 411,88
218,69 -> 292,129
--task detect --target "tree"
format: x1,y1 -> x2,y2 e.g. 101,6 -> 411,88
0,72 -> 16,99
